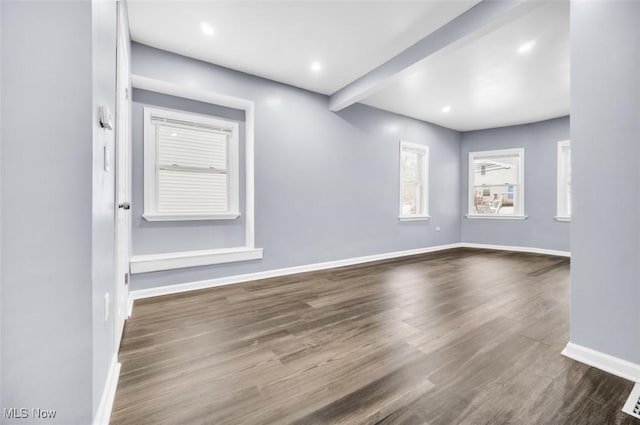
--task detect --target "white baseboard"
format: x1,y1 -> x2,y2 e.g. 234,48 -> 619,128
130,243 -> 464,301
461,242 -> 570,257
127,295 -> 133,318
93,355 -> 121,425
129,242 -> 571,302
562,342 -> 640,383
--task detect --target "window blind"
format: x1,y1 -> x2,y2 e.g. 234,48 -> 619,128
156,123 -> 230,213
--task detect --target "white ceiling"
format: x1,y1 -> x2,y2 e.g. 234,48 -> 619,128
361,1 -> 570,131
127,1 -> 570,132
127,1 -> 480,95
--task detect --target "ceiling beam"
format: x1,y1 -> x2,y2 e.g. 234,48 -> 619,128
328,0 -> 533,112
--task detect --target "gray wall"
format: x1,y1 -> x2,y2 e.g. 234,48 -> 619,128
131,89 -> 247,254
1,1 -> 94,423
570,1 -> 640,364
91,0 -> 118,418
460,117 -> 570,252
0,0 -> 3,411
130,43 -> 462,291
1,1 -> 120,423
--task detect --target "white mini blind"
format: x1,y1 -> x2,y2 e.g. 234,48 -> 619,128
158,170 -> 228,213
157,125 -> 228,170
155,122 -> 230,214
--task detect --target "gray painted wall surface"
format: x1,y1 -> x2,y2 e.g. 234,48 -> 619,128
91,0 -> 118,418
460,117 -> 570,252
131,89 -> 247,254
130,43 -> 462,291
0,0 -> 3,412
1,2 -> 94,423
0,0 -> 3,411
570,0 -> 640,364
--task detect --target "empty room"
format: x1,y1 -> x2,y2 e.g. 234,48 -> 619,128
1,0 -> 640,424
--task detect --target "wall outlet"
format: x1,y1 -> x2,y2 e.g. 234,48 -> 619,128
103,145 -> 111,172
104,293 -> 110,322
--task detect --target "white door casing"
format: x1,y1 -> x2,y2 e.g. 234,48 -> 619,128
114,2 -> 131,351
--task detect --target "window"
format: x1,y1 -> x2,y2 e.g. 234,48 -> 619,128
556,140 -> 571,221
143,107 -> 240,221
468,148 -> 525,219
399,141 -> 429,221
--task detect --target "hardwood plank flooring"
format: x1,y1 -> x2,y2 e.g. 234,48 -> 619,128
111,248 -> 640,425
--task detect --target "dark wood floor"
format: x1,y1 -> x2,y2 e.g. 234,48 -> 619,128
111,248 -> 639,425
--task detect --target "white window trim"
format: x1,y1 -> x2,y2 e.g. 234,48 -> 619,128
143,106 -> 240,222
130,247 -> 264,274
467,147 -> 526,220
398,141 -> 430,221
466,214 -> 528,220
556,140 -> 571,222
131,75 -> 260,269
398,215 -> 431,222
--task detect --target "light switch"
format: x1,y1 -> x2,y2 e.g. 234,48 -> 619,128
99,105 -> 113,130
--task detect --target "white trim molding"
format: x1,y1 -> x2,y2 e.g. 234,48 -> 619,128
127,295 -> 134,318
130,243 -> 465,300
554,216 -> 571,222
398,215 -> 431,222
130,247 -> 263,274
461,243 -> 570,257
143,212 -> 241,222
92,355 -> 121,425
562,342 -> 640,383
466,214 -> 528,220
128,243 -> 571,302
131,75 -> 256,249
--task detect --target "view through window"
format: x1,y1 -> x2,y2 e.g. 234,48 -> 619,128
469,148 -> 524,217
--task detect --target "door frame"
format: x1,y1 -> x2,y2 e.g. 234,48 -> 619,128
114,1 -> 131,351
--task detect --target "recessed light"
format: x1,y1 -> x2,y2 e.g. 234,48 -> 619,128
441,106 -> 451,113
310,61 -> 323,73
518,40 -> 536,53
200,22 -> 215,36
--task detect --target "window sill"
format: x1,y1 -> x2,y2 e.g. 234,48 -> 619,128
130,246 -> 263,274
143,212 -> 241,221
398,215 -> 431,222
555,216 -> 571,222
465,214 -> 528,220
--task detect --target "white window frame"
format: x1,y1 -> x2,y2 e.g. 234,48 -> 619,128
143,106 -> 240,221
556,140 -> 571,222
131,75 -> 261,269
467,147 -> 527,220
398,141 -> 430,221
